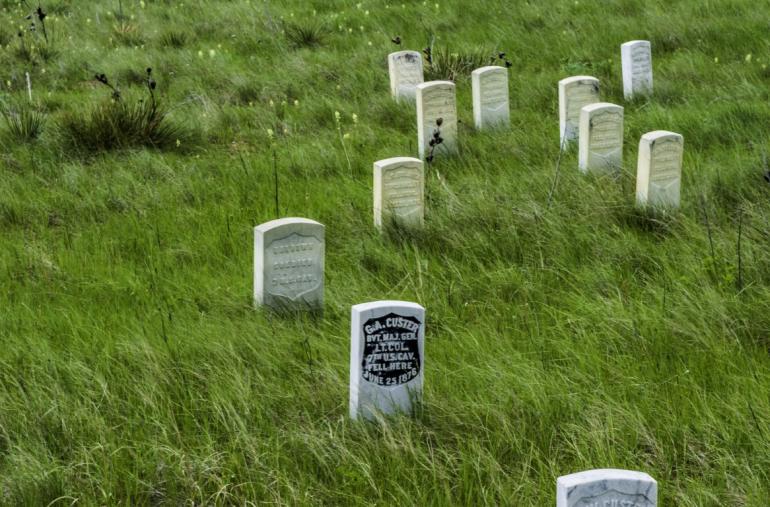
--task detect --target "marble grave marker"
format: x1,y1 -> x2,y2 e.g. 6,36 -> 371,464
557,469 -> 657,507
349,301 -> 425,421
388,50 -> 425,102
253,218 -> 324,312
416,81 -> 458,159
472,66 -> 510,129
579,103 -> 624,174
559,76 -> 601,145
373,157 -> 425,229
636,131 -> 684,208
621,41 -> 653,100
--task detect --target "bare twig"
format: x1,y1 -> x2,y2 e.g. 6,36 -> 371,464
737,207 -> 744,292
546,130 -> 568,209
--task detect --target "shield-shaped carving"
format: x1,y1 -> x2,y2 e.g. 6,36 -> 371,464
265,233 -> 322,302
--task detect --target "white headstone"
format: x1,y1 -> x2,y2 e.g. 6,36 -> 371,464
416,81 -> 457,160
578,102 -> 624,174
558,76 -> 601,146
472,66 -> 510,130
557,469 -> 657,507
349,300 -> 425,421
253,217 -> 324,312
636,131 -> 684,208
373,157 -> 424,229
388,50 -> 425,102
621,41 -> 653,100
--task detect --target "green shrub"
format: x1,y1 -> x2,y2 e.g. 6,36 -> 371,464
59,96 -> 190,152
283,20 -> 330,49
1,102 -> 46,143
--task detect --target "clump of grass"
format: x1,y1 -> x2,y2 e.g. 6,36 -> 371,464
1,102 -> 46,143
112,22 -> 144,46
424,46 -> 493,81
14,4 -> 60,62
59,99 -> 186,151
60,69 -> 191,152
159,29 -> 190,48
283,20 -> 330,49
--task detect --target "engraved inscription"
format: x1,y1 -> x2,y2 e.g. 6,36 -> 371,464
265,233 -> 322,301
394,55 -> 423,85
567,83 -> 599,125
573,490 -> 654,507
361,313 -> 421,386
481,72 -> 508,111
590,111 -> 623,152
383,166 -> 422,221
631,45 -> 652,90
421,87 -> 457,151
392,52 -> 423,98
650,140 -> 682,184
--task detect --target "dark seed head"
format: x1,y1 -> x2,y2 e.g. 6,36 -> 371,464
146,67 -> 152,74
429,139 -> 436,147
505,60 -> 512,68
498,52 -> 506,59
436,117 -> 443,127
764,171 -> 770,183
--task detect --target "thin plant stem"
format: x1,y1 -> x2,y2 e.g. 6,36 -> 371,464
546,130 -> 568,209
273,147 -> 280,218
737,207 -> 744,292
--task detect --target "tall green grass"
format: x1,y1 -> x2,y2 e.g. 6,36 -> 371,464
0,0 -> 769,504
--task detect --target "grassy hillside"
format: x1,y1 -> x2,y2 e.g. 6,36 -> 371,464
1,0 -> 769,504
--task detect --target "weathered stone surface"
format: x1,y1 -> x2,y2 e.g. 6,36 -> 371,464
579,102 -> 624,174
416,81 -> 457,159
253,218 -> 324,312
350,301 -> 425,421
472,66 -> 510,129
557,469 -> 657,507
636,131 -> 684,208
388,50 -> 424,101
373,157 -> 424,229
621,41 -> 653,100
559,76 -> 601,145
